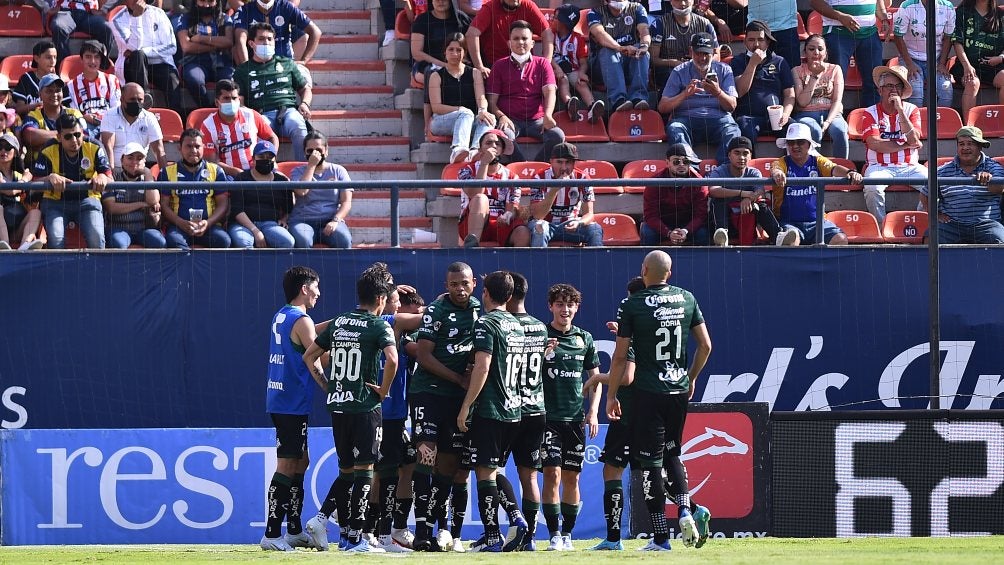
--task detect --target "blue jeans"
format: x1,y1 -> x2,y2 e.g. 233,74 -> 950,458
290,218 -> 352,248
41,197 -> 105,249
594,47 -> 650,106
640,223 -> 709,245
824,29 -> 883,108
183,61 -> 234,109
737,115 -> 779,148
502,119 -> 565,162
936,219 -> 1004,244
165,224 -> 231,249
785,220 -> 842,245
792,111 -> 850,159
666,114 -> 741,164
49,10 -> 114,63
229,221 -> 296,248
262,108 -> 308,161
906,62 -> 953,109
430,108 -> 493,152
528,219 -> 604,247
107,228 -> 167,249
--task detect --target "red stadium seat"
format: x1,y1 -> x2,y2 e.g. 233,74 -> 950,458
748,157 -> 776,177
882,211 -> 928,244
825,210 -> 885,243
846,108 -> 870,140
185,107 -> 215,130
438,161 -> 469,196
0,54 -> 34,84
507,161 -> 548,178
807,11 -> 822,35
824,158 -> 860,191
593,213 -> 640,246
966,105 -> 1004,137
574,8 -> 589,36
150,108 -> 184,142
575,159 -> 622,194
554,110 -> 609,142
393,10 -> 411,40
796,12 -> 809,40
277,161 -> 307,180
607,109 -> 666,142
58,55 -> 84,83
697,158 -> 718,176
917,107 -> 964,140
621,159 -> 666,194
845,57 -> 862,90
0,6 -> 45,37
994,156 -> 1004,167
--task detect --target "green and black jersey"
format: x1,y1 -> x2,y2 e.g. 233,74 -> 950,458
615,284 -> 703,394
514,312 -> 548,416
543,323 -> 600,422
315,309 -> 395,414
411,295 -> 481,397
472,309 -> 525,422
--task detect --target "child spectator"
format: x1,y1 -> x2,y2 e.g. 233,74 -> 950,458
551,4 -> 603,123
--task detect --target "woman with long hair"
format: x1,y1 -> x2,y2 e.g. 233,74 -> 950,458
952,0 -> 1004,118
0,133 -> 42,250
428,33 -> 495,164
410,0 -> 468,86
791,34 -> 849,159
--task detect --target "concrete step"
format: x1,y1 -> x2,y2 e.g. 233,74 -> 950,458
308,11 -> 371,36
306,60 -> 387,86
327,136 -> 410,164
314,35 -> 380,60
351,189 -> 427,216
311,110 -> 403,137
344,163 -> 418,181
312,86 -> 394,110
346,216 -> 435,244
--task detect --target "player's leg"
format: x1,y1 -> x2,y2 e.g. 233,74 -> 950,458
517,413 -> 545,550
409,395 -> 439,550
308,413 -> 354,550
592,417 -> 630,550
428,396 -> 464,550
375,418 -> 410,551
558,422 -> 586,550
448,465 -> 469,551
282,416 -> 314,548
391,432 -> 417,547
261,414 -> 298,551
664,395 -> 701,548
345,410 -> 385,552
469,416 -> 516,552
541,422 -> 563,550
634,394 -> 671,551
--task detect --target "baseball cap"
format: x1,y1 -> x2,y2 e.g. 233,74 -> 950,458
79,40 -> 111,70
253,140 -> 277,157
727,136 -> 754,153
480,129 -> 514,156
0,132 -> 20,151
691,33 -> 717,54
666,142 -> 700,164
38,73 -> 64,91
122,142 -> 147,157
956,125 -> 991,148
550,142 -> 578,161
555,4 -> 580,28
745,20 -> 776,44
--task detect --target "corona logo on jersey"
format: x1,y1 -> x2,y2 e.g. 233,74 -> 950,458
675,412 -> 755,519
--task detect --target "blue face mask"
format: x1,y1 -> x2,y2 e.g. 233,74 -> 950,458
255,43 -> 275,60
220,100 -> 239,117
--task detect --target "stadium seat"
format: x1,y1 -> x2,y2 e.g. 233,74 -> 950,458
917,107 -> 964,140
575,159 -> 622,194
276,161 -> 306,180
994,156 -> 1004,167
824,158 -> 860,191
697,158 -> 718,177
438,161 -> 468,196
150,108 -> 184,142
882,211 -> 928,244
554,110 -> 609,142
845,57 -> 862,90
966,105 -> 1004,137
593,213 -> 640,246
393,10 -> 411,40
0,54 -> 33,84
748,157 -> 776,177
574,8 -> 589,36
824,210 -> 885,243
185,107 -> 215,130
507,161 -> 548,178
796,12 -> 808,40
106,5 -> 125,22
608,109 -> 666,142
846,108 -> 870,140
58,55 -> 84,83
621,158 -> 666,194
0,6 -> 45,37
807,11 -> 822,35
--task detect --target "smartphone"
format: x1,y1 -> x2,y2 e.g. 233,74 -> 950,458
705,71 -> 718,82
189,208 -> 204,222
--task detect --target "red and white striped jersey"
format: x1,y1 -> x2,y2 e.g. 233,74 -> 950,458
530,168 -> 594,223
861,103 -> 922,167
197,107 -> 276,171
58,0 -> 98,10
67,72 -> 121,120
457,161 -> 521,218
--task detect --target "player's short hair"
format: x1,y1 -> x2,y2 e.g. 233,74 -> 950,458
357,264 -> 395,306
508,272 -> 528,302
249,21 -> 275,41
483,271 -> 514,304
215,79 -> 238,99
447,261 -> 472,276
627,276 -> 646,295
180,128 -> 203,144
282,266 -> 319,303
548,283 -> 581,305
399,288 -> 425,308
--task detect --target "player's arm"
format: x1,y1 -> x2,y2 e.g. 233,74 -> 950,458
457,350 -> 490,432
391,312 -> 423,332
583,367 -> 601,438
688,322 -> 712,400
606,336 -> 631,420
368,344 -> 398,399
416,338 -> 464,386
302,340 -> 329,391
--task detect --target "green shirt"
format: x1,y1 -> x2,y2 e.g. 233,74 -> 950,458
412,295 -> 481,397
233,55 -> 307,113
471,309 -> 524,422
315,309 -> 395,414
616,284 -> 704,394
952,7 -> 1004,63
513,312 -> 548,416
543,323 -> 600,422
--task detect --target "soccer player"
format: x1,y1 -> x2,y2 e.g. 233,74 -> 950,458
303,264 -> 399,553
410,262 -> 481,552
457,271 -> 525,553
541,283 -> 601,551
260,266 -> 324,552
389,289 -> 425,547
606,250 -> 712,551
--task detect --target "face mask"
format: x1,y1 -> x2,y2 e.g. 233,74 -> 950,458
196,5 -> 217,18
511,51 -> 532,64
672,7 -> 692,16
220,100 -> 239,117
123,101 -> 142,117
255,43 -> 275,60
608,1 -> 627,10
256,0 -> 274,10
255,159 -> 275,175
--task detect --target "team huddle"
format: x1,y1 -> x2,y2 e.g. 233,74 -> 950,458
262,250 -> 712,553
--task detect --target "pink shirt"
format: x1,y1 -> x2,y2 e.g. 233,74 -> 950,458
487,55 -> 555,121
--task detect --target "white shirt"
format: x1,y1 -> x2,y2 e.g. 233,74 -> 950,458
110,5 -> 178,81
99,106 -> 164,165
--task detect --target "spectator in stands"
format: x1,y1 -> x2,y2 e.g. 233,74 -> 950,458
197,79 -> 279,176
68,41 -> 121,140
731,20 -> 795,145
658,33 -> 740,165
47,0 -> 116,66
487,20 -> 565,163
103,142 -> 166,249
288,132 -> 353,249
651,0 -> 716,91
233,0 -> 320,67
769,122 -> 858,246
810,0 -> 886,108
697,0 -> 747,43
13,41 -> 70,117
467,0 -> 552,79
587,0 -> 652,112
0,77 -> 21,135
528,142 -> 603,247
428,33 -> 495,164
747,0 -> 799,71
33,113 -> 112,249
99,83 -> 168,171
110,0 -> 181,110
706,136 -> 783,246
379,0 -> 397,46
551,4 -> 603,123
892,0 -> 955,109
458,0 -> 480,17
21,75 -> 85,164
411,0 -> 469,86
951,0 -> 1004,120
921,126 -> 1004,244
457,128 -> 530,247
175,0 -> 236,109
159,128 -> 232,249
791,34 -> 849,160
229,140 -> 295,248
641,142 -> 709,245
861,65 -> 926,224
0,133 -> 43,251
234,22 -> 312,161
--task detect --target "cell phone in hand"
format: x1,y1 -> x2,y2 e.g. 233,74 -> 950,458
705,71 -> 718,82
189,208 -> 204,222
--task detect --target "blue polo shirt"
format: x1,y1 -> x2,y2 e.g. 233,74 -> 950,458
731,52 -> 794,116
661,60 -> 737,119
930,155 -> 1004,224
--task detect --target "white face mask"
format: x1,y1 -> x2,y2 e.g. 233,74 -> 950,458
511,51 -> 532,64
608,1 -> 627,11
257,0 -> 275,10
672,7 -> 692,16
255,43 -> 275,60
220,100 -> 240,117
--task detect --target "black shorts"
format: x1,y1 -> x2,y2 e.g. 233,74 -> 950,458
377,418 -> 415,470
466,415 -> 519,469
508,413 -> 546,470
630,392 -> 688,468
542,420 -> 586,472
599,418 -> 632,469
271,413 -> 308,459
330,408 -> 382,468
411,392 -> 465,453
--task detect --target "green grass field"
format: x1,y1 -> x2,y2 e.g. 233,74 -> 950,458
1,537 -> 1003,565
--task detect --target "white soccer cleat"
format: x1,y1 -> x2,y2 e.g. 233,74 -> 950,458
639,539 -> 672,551
547,534 -> 564,551
260,534 -> 294,551
305,515 -> 329,551
680,512 -> 699,548
436,529 -> 454,551
451,538 -> 466,553
561,534 -> 574,551
378,534 -> 414,553
345,538 -> 387,553
391,527 -> 415,548
284,531 -> 313,549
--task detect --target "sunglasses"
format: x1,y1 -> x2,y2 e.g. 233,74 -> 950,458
62,132 -> 83,141
305,148 -> 323,154
669,158 -> 690,166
